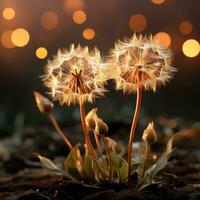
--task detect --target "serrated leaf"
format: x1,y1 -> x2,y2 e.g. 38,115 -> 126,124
35,153 -> 60,171
64,143 -> 82,177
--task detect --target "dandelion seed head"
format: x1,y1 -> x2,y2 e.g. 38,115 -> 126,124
109,34 -> 175,93
43,45 -> 107,106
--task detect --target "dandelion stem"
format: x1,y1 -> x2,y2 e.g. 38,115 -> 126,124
102,136 -> 112,180
48,112 -> 72,150
127,85 -> 142,186
79,100 -> 97,159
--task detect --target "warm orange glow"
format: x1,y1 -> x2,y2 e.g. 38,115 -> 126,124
179,21 -> 193,35
11,28 -> 30,47
82,28 -> 95,40
150,0 -> 165,5
73,10 -> 86,24
2,8 -> 15,20
41,12 -> 59,30
154,32 -> 171,48
36,47 -> 48,59
129,14 -> 147,32
63,0 -> 84,12
1,30 -> 15,49
182,39 -> 200,58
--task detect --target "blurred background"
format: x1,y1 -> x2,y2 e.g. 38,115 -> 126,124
0,0 -> 200,134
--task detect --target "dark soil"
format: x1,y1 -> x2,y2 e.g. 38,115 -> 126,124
0,120 -> 199,200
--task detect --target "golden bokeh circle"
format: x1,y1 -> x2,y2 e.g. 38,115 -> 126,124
154,32 -> 171,48
11,28 -> 30,47
2,8 -> 15,20
41,11 -> 59,30
179,21 -> 193,35
182,39 -> 200,58
73,10 -> 86,24
82,28 -> 95,40
129,14 -> 147,32
150,0 -> 166,5
1,30 -> 15,49
36,47 -> 48,59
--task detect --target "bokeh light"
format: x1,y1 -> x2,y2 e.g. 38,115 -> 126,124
36,47 -> 48,59
2,8 -> 15,20
41,12 -> 59,30
63,0 -> 84,12
73,10 -> 87,24
150,0 -> 166,5
82,28 -> 95,40
179,21 -> 193,35
1,30 -> 15,49
182,39 -> 200,58
129,14 -> 147,32
154,32 -> 171,48
11,28 -> 30,47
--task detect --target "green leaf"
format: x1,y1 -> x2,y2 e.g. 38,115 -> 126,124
91,157 -> 104,183
35,153 -> 60,171
110,151 -> 128,183
110,151 -> 122,170
83,154 -> 95,181
144,137 -> 174,181
131,163 -> 140,175
64,143 -> 82,177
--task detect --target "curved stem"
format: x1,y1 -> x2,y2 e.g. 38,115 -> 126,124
79,100 -> 97,159
93,132 -> 102,155
48,112 -> 72,150
102,136 -> 112,180
127,86 -> 142,186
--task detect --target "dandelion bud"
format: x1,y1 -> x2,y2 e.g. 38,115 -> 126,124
95,118 -> 108,136
85,108 -> 98,130
142,122 -> 157,144
34,91 -> 54,113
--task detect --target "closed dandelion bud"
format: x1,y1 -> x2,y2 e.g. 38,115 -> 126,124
95,118 -> 108,136
85,108 -> 98,130
142,122 -> 157,144
34,91 -> 54,113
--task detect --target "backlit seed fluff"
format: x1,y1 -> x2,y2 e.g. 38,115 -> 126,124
142,122 -> 157,144
42,45 -> 107,106
109,34 -> 176,93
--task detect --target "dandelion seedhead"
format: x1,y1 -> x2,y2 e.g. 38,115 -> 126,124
43,45 -> 107,106
109,34 -> 175,93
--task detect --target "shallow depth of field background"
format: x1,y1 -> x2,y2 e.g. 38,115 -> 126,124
0,0 -> 200,132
